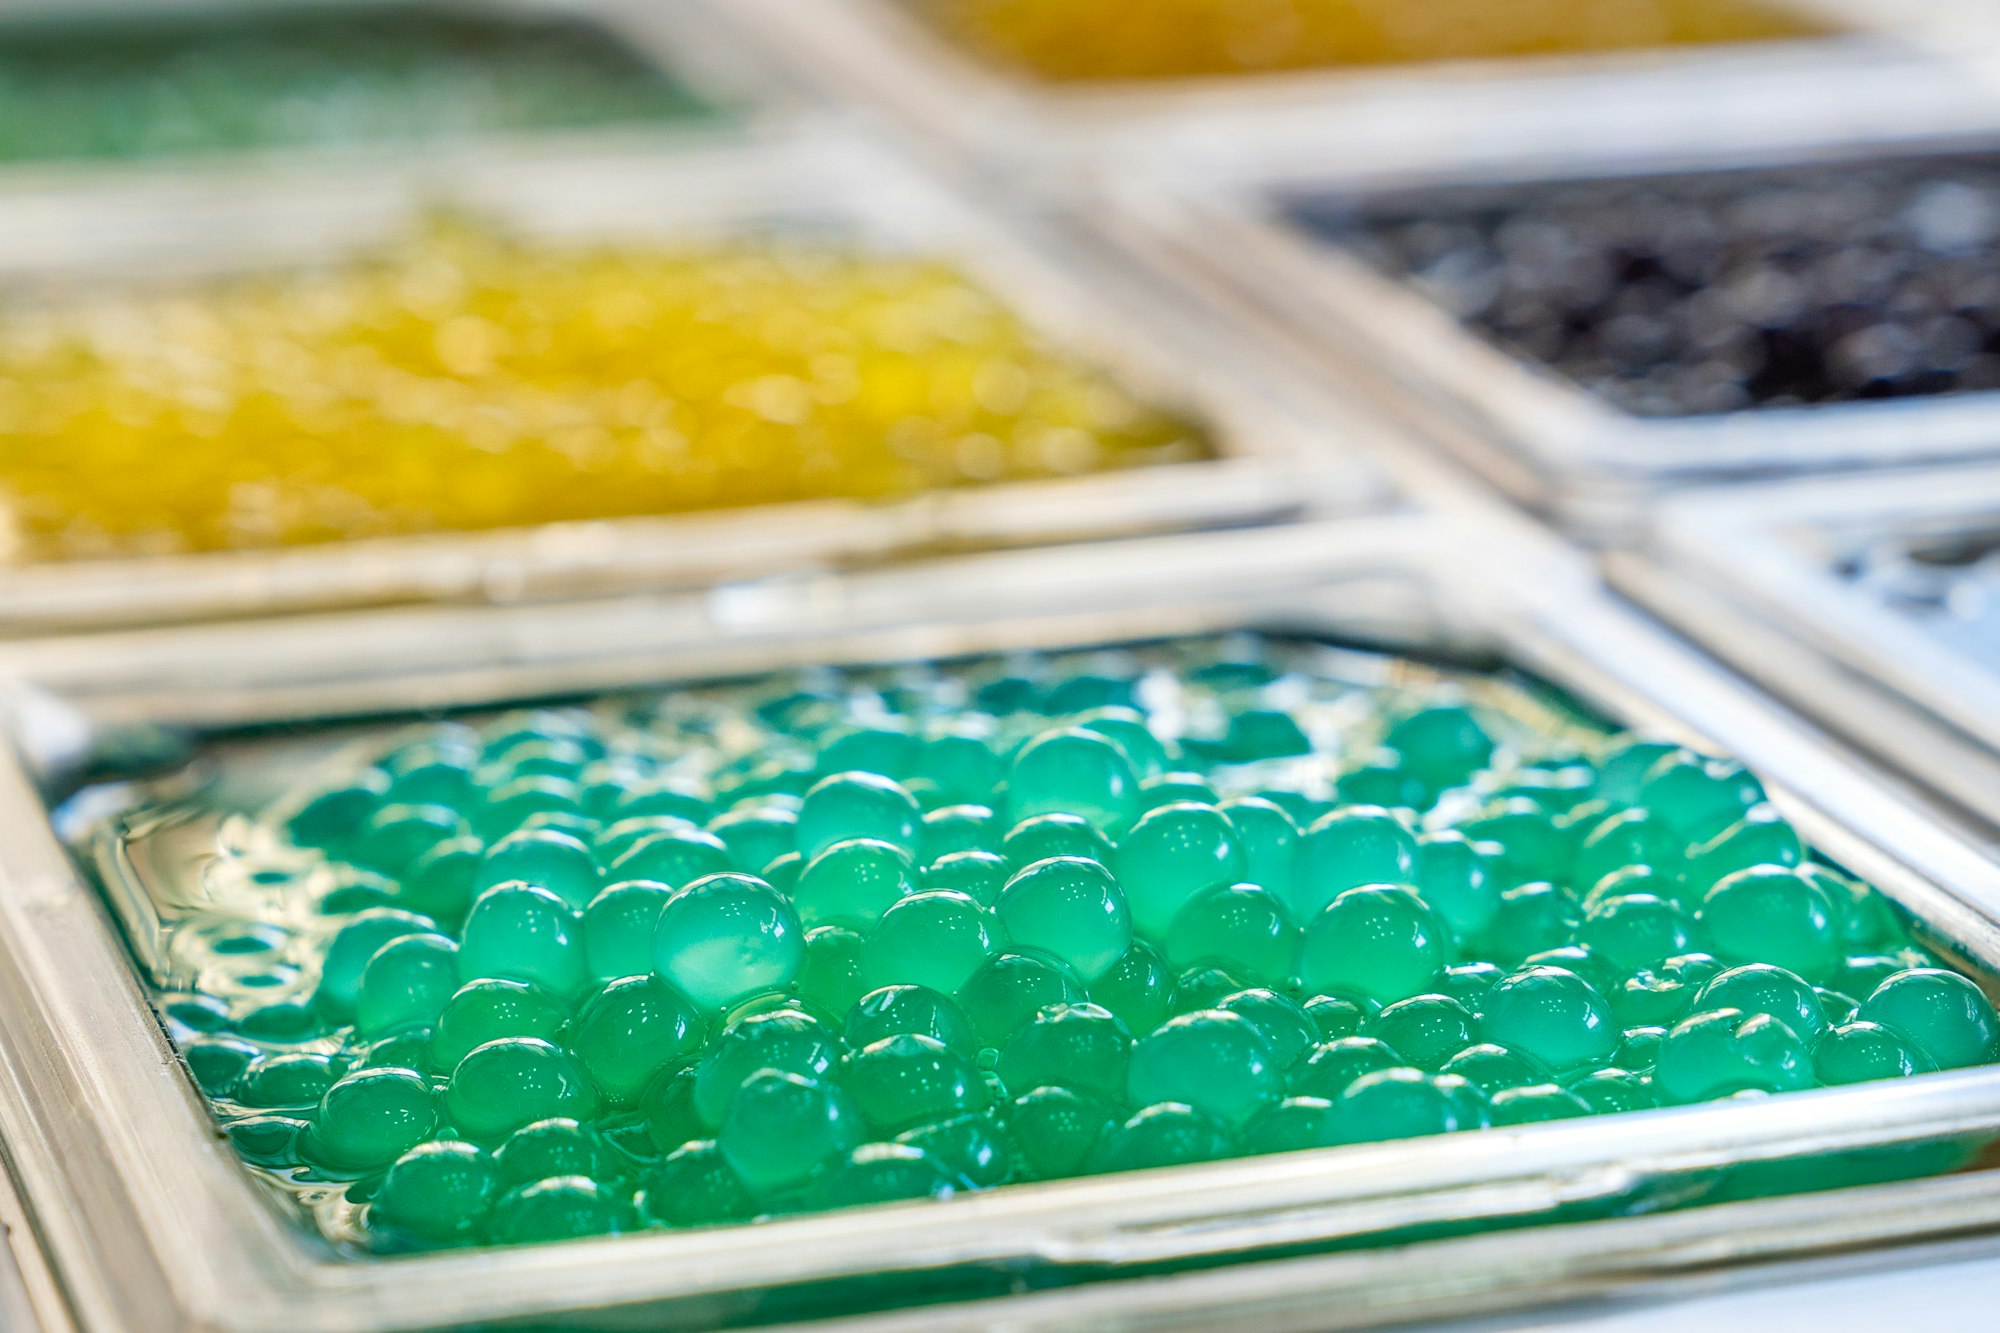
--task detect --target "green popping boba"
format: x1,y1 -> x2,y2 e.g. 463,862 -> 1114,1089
114,635 -> 1998,1253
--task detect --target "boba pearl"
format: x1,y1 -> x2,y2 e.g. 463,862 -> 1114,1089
404,838 -> 485,925
1578,894 -> 1692,974
844,1033 -> 990,1134
1640,755 -> 1765,844
355,933 -> 459,1037
995,857 -> 1132,982
1440,1043 -> 1546,1097
899,1112 -> 1012,1189
1218,797 -> 1298,897
1075,707 -> 1170,781
1089,940 -> 1173,1036
717,1072 -> 860,1199
641,1141 -> 753,1229
580,881 -> 674,983
1334,1068 -> 1478,1143
494,1119 -> 611,1189
1695,965 -> 1827,1042
1481,967 -> 1618,1073
921,806 -> 998,863
1009,1087 -> 1114,1180
491,1177 -> 626,1245
861,891 -> 998,995
917,732 -> 1005,807
1656,1010 -> 1813,1103
1290,1036 -> 1403,1100
319,909 -> 435,1018
608,829 -> 732,892
1859,969 -> 2000,1070
1164,882 -> 1295,984
228,1115 -> 308,1166
433,979 -> 568,1068
1481,882 -> 1579,967
238,1052 -> 337,1109
446,1038 -> 597,1141
1290,808 -> 1418,920
1302,994 -> 1370,1042
693,1009 -> 841,1127
311,1067 -> 436,1171
958,951 -> 1084,1046
1814,1020 -> 1935,1086
1141,774 -> 1221,811
1215,989 -> 1317,1071
1113,803 -> 1243,938
1413,831 -> 1499,940
818,726 -> 921,782
1385,705 -> 1494,790
1090,1103 -> 1233,1173
1172,966 -> 1246,1013
1571,1069 -> 1659,1116
797,773 -> 921,861
570,975 -> 703,1104
651,873 -> 803,1011
477,829 -> 600,910
1127,1010 -> 1279,1125
1700,868 -> 1839,978
1243,1096 -> 1345,1154
459,884 -> 586,997
1003,813 -> 1113,870
817,1144 -> 960,1208
1369,995 -> 1478,1071
1296,886 -> 1444,1006
184,1036 -> 260,1098
373,1141 -> 498,1243
997,1003 -> 1131,1103
925,850 -> 1011,906
1489,1084 -> 1593,1126
1007,729 -> 1140,835
793,840 -> 916,930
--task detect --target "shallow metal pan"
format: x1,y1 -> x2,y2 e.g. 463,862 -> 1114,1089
0,130 -> 1361,636
1097,119 -> 2000,537
3,516 -> 2000,1331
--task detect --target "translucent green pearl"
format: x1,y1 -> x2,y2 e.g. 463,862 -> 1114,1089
1594,740 -> 1681,805
351,1028 -> 437,1078
1457,799 -> 1569,887
694,1009 -> 841,1127
1090,1103 -> 1233,1173
607,827 -> 732,891
319,908 -> 435,1019
1688,810 -> 1804,892
1694,964 -> 1826,1042
639,1065 -> 704,1155
580,880 -> 673,983
1412,830 -> 1499,941
354,932 -> 459,1037
844,1033 -> 990,1134
1699,867 -> 1839,978
1384,705 -> 1493,789
1215,989 -> 1316,1070
373,1141 -> 497,1243
917,730 -> 1005,806
1127,1010 -> 1278,1125
1001,813 -> 1113,871
1331,1068 -> 1477,1143
311,1067 -> 436,1171
1242,1096 -> 1344,1153
641,1140 -> 754,1228
1859,969 -> 2000,1070
708,806 -> 800,877
651,872 -> 803,1011
1289,1036 -> 1402,1100
797,772 -> 922,861
571,975 -> 704,1104
476,828 -> 601,910
898,1111 -> 1012,1189
1489,1083 -> 1593,1126
458,884 -> 586,997
1007,728 -> 1140,836
614,777 -> 713,826
1009,1086 -> 1114,1180
402,837 -> 485,926
1301,994 -> 1370,1042
1521,944 -> 1619,996
1479,882 -> 1579,967
923,850 -> 1010,906
355,803 -> 464,876
1638,753 -> 1765,843
238,1052 -> 338,1109
490,1177 -> 625,1245
818,724 -> 921,781
1439,1042 -> 1545,1096
1814,1020 -> 1934,1085
920,805 -> 998,863
494,1118 -> 610,1189
846,984 -> 981,1059
1223,707 -> 1311,762
1140,773 -> 1221,812
1111,803 -> 1242,939
1296,886 -> 1443,1006
958,951 -> 1084,1047
1089,940 -> 1173,1037
1212,797 -> 1294,895
1655,1009 -> 1812,1103
816,1143 -> 960,1209
1438,962 -> 1504,1006
861,890 -> 999,995
1164,882 -> 1295,985
1335,758 -> 1432,812
227,1114 -> 309,1166
1368,994 -> 1478,1071
385,742 -> 478,805
1480,966 -> 1617,1073
1612,968 -> 1702,1029
798,925 -> 869,1019
184,1036 -> 259,1098
1569,1068 -> 1658,1115
289,772 -> 390,849
432,978 -> 568,1069
1075,707 -> 1170,781
1578,894 -> 1691,974
1044,670 -> 1137,714
1171,966 -> 1246,1014
997,1002 -> 1131,1103
1570,809 -> 1682,901
445,1037 -> 598,1141
1290,808 -> 1418,920
478,774 -> 584,840
994,857 -> 1132,983
794,839 -> 917,930
1615,1026 -> 1667,1072
717,1071 -> 860,1199
594,815 -> 697,868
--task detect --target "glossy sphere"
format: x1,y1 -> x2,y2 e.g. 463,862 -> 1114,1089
1007,729 -> 1140,835
432,979 -> 567,1068
958,951 -> 1084,1047
581,881 -> 674,983
1369,995 -> 1478,1071
651,874 -> 803,1011
569,976 -> 703,1104
478,829 -> 600,910
1164,882 -> 1295,985
997,1003 -> 1131,1103
797,774 -> 922,862
843,1033 -> 990,1134
1699,867 -> 1839,978
1290,808 -> 1418,920
995,857 -> 1132,982
1859,969 -> 2000,1070
459,884 -> 586,997
1656,1009 -> 1813,1103
1334,1068 -> 1477,1143
1814,1020 -> 1933,1086
1126,1010 -> 1279,1125
1009,1087 -> 1115,1179
1114,802 -> 1245,938
355,933 -> 459,1037
1480,967 -> 1618,1073
373,1141 -> 498,1243
717,1072 -> 860,1199
312,1068 -> 436,1171
1090,1103 -> 1233,1173
861,890 -> 998,995
446,1038 -> 597,1141
1695,964 -> 1826,1042
491,1177 -> 626,1245
793,840 -> 917,930
1296,886 -> 1443,1005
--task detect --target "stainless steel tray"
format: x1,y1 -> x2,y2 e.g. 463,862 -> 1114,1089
1097,116 -> 2000,537
1616,464 -> 2000,837
0,129 -> 1364,636
704,0 -> 1983,193
5,516 -> 2000,1332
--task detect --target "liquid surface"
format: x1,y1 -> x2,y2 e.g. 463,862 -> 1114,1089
1294,152 -> 2000,418
903,0 -> 1823,84
0,224 -> 1207,563
80,634 -> 1991,1254
0,5 -> 712,164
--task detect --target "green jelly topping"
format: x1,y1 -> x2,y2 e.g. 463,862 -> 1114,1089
101,635 -> 1989,1253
